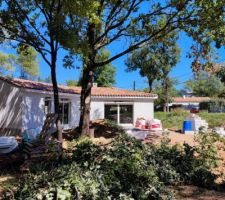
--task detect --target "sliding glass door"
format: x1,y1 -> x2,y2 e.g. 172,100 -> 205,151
104,104 -> 133,124
119,105 -> 133,124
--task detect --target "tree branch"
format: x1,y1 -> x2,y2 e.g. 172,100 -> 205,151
95,9 -> 187,67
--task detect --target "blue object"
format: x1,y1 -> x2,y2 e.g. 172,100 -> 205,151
183,121 -> 192,132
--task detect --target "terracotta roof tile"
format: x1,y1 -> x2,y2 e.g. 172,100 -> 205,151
0,76 -> 157,98
173,97 -> 210,103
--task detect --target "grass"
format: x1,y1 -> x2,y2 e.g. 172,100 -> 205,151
155,111 -> 225,130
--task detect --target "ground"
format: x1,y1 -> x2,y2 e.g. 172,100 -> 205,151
171,185 -> 225,200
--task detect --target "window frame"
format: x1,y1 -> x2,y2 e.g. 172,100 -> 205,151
104,103 -> 134,125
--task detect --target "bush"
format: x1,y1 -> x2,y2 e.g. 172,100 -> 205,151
7,132 -> 224,199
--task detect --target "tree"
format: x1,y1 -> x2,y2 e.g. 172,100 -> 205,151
63,0 -> 198,134
17,44 -> 39,80
184,0 -> 225,74
185,72 -> 225,97
0,0 -> 99,140
216,67 -> 225,84
38,75 -> 52,83
126,32 -> 180,92
66,80 -> 79,87
0,51 -> 16,76
152,78 -> 180,111
94,50 -> 116,87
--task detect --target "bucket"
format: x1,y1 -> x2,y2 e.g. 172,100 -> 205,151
183,121 -> 192,132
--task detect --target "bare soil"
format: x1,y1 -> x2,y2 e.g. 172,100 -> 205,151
171,185 -> 225,200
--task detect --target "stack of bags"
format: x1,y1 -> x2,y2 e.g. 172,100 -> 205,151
135,118 -> 163,131
187,114 -> 208,132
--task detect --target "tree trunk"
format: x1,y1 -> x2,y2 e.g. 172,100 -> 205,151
78,23 -> 96,135
51,61 -> 63,142
148,79 -> 153,93
164,77 -> 170,113
79,68 -> 93,135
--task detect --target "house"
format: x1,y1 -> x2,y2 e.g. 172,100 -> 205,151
0,76 -> 157,136
169,96 -> 210,110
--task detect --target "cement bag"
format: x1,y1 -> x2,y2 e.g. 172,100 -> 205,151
149,119 -> 163,131
135,118 -> 146,129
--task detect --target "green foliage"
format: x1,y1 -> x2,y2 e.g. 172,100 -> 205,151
199,98 -> 225,111
185,72 -> 224,97
216,67 -> 225,84
126,32 -> 180,92
94,63 -> 116,87
153,78 -> 180,109
66,79 -> 79,86
81,49 -> 116,87
17,44 -> 39,80
8,130 -> 225,199
0,51 -> 16,76
155,111 -> 225,129
38,75 -> 52,83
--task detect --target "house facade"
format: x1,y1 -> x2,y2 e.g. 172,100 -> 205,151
0,77 -> 157,136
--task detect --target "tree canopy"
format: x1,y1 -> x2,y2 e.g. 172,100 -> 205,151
66,80 -> 79,87
126,32 -> 180,92
185,72 -> 225,97
0,51 -> 15,76
17,44 -> 39,80
94,50 -> 116,87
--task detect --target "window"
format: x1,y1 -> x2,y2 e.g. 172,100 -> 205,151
59,99 -> 70,125
119,105 -> 133,124
44,97 -> 51,114
104,104 -> 133,124
105,105 -> 118,123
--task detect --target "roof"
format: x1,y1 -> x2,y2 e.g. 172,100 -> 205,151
0,76 -> 157,98
173,97 -> 210,103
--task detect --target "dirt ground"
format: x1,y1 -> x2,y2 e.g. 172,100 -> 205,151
171,185 -> 225,200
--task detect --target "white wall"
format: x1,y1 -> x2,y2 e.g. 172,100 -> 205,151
22,92 -> 46,130
91,97 -> 155,126
66,95 -> 80,129
133,101 -> 154,122
22,91 -> 80,130
0,79 -> 22,135
90,100 -> 104,120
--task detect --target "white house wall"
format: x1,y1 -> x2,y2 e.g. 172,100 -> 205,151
22,91 -> 46,131
0,79 -> 22,136
133,101 -> 154,121
91,97 -> 155,126
66,95 -> 80,129
91,100 -> 104,120
22,90 -> 80,130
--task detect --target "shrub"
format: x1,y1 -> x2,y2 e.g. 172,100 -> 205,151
7,131 -> 224,199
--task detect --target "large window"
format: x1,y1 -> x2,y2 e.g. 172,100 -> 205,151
104,104 -> 133,124
59,99 -> 70,125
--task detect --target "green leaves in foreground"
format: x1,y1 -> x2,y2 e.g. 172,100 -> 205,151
9,131 -> 224,200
